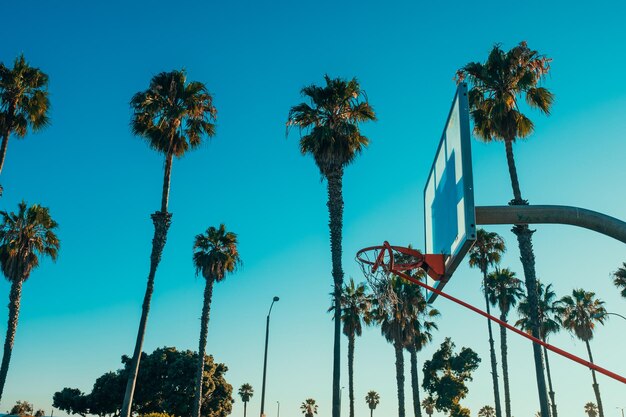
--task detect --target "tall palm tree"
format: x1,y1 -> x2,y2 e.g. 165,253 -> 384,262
335,278 -> 372,417
0,201 -> 59,401
238,383 -> 254,417
559,289 -> 607,417
516,282 -> 562,417
421,397 -> 434,417
192,225 -> 240,417
584,402 -> 598,417
457,42 -> 554,417
0,55 -> 50,179
287,75 -> 376,417
612,263 -> 626,298
478,405 -> 496,417
121,70 -> 217,417
301,398 -> 318,417
468,229 -> 505,417
487,268 -> 523,417
365,391 -> 380,417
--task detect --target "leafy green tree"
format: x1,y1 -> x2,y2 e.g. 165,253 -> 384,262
238,383 -> 254,417
468,229 -> 505,417
584,402 -> 598,417
34,410 -> 44,417
0,55 -> 50,179
287,75 -> 376,417
478,405 -> 496,417
365,391 -> 380,417
300,398 -> 318,417
0,202 -> 59,401
486,268 -> 523,417
457,42 -> 554,417
9,400 -> 33,416
122,70 -> 217,417
559,290 -> 607,417
55,347 -> 233,417
422,338 -> 481,417
612,263 -> 626,298
421,397 -> 434,417
516,281 -> 562,417
192,225 -> 240,417
334,278 -> 371,417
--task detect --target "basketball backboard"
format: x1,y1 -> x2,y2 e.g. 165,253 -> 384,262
423,82 -> 476,302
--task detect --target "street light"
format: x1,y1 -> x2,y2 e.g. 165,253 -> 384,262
276,401 -> 280,417
260,296 -> 280,417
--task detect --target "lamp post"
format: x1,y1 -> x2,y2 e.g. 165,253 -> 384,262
277,401 -> 280,417
260,296 -> 279,417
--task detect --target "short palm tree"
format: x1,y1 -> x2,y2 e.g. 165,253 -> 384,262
584,402 -> 598,417
559,289 -> 606,417
301,398 -> 318,417
192,225 -> 240,417
121,70 -> 217,417
287,75 -> 376,417
238,383 -> 254,417
458,42 -> 554,417
468,229 -> 505,417
516,282 -> 562,417
421,397 -> 434,417
487,268 -> 523,417
365,391 -> 380,417
0,201 -> 59,401
612,263 -> 626,298
336,278 -> 371,417
478,405 -> 496,417
0,55 -> 50,178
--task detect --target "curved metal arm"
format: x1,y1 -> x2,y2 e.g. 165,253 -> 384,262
475,205 -> 626,244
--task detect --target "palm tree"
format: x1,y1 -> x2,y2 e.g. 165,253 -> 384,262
192,225 -> 241,417
121,70 -> 217,417
287,75 -> 376,417
365,391 -> 380,417
516,282 -> 562,417
421,397 -> 434,417
478,405 -> 496,417
559,289 -> 607,417
0,55 -> 50,179
584,402 -> 598,417
301,398 -> 318,417
487,268 -> 523,417
612,263 -> 626,298
336,278 -> 371,417
457,42 -> 554,417
238,383 -> 254,417
0,201 -> 59,400
468,229 -> 505,417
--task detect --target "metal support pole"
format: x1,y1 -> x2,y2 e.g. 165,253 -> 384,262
475,205 -> 626,244
260,297 -> 279,417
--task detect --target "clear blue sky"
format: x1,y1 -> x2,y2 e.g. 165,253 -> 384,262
1,0 -> 626,416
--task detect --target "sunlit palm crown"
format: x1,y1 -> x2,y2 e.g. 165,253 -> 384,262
558,289 -> 606,342
238,383 -> 254,402
375,277 -> 420,346
456,41 -> 554,142
365,391 -> 380,409
0,55 -> 50,136
468,229 -> 505,272
131,70 -> 217,157
0,201 -> 59,281
613,263 -> 626,298
336,278 -> 372,337
193,224 -> 240,282
486,268 -> 523,314
516,281 -> 562,339
286,75 -> 376,176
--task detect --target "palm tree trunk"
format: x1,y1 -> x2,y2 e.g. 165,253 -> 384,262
193,278 -> 215,417
499,314 -> 511,417
585,341 -> 604,417
505,137 -> 550,417
160,151 -> 174,213
244,401 -> 247,417
0,279 -> 23,401
409,346 -> 422,417
542,345 -> 557,417
370,408 -> 373,417
327,168 -> 344,417
394,341 -> 406,417
120,211 -> 172,417
0,103 -> 15,177
348,333 -> 355,417
483,270 -> 503,417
